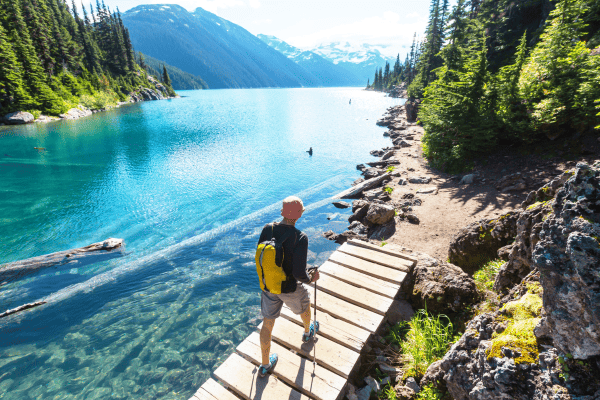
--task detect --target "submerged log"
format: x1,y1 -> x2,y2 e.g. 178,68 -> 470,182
0,238 -> 124,285
0,301 -> 47,319
333,172 -> 390,199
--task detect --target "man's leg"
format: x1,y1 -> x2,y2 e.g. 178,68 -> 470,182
260,318 -> 276,365
300,306 -> 311,334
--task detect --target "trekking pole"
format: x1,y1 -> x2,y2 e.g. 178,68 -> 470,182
313,269 -> 318,370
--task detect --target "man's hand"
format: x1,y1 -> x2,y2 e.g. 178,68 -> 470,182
310,269 -> 320,282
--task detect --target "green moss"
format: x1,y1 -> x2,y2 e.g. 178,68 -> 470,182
487,289 -> 543,364
474,259 -> 503,292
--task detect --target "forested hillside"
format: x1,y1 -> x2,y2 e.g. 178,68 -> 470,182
0,0 -> 175,116
140,52 -> 208,90
370,0 -> 600,172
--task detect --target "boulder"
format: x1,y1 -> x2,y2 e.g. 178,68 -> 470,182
362,167 -> 384,179
447,211 -> 519,275
387,299 -> 414,325
365,203 -> 395,225
348,204 -> 369,224
332,201 -> 351,209
438,313 -> 575,400
409,254 -> 478,314
532,161 -> 600,359
352,199 -> 369,212
60,107 -> 92,119
420,360 -> 445,391
352,177 -> 365,186
408,176 -> 432,184
405,213 -> 419,224
405,100 -> 419,122
370,149 -> 385,157
394,386 -> 415,400
3,111 -> 34,125
405,377 -> 420,393
347,221 -> 368,235
362,189 -> 391,202
381,150 -> 395,161
368,220 -> 396,240
495,172 -> 526,192
459,174 -> 476,185
494,170 -> 573,292
356,164 -> 367,171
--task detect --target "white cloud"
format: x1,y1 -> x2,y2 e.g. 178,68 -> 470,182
248,0 -> 261,8
286,11 -> 427,58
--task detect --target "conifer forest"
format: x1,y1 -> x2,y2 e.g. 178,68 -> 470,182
368,0 -> 600,172
0,0 -> 175,116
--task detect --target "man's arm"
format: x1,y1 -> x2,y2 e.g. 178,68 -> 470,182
291,234 -> 311,283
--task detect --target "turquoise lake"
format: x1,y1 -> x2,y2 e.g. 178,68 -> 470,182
0,87 -> 402,399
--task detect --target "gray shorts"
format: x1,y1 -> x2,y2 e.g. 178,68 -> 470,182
261,284 -> 310,319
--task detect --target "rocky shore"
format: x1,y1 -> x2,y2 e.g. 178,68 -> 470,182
326,103 -> 600,399
0,76 -> 176,127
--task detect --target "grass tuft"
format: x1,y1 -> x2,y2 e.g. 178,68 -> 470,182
473,259 -> 503,292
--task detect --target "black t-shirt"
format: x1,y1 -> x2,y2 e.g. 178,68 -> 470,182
257,221 -> 310,293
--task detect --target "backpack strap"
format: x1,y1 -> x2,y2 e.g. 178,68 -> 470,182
258,243 -> 270,293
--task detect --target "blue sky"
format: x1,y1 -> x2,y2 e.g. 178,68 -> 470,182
105,0 -> 439,58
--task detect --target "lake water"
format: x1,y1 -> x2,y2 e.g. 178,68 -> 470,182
0,88 -> 402,399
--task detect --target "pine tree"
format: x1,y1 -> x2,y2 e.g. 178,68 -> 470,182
0,23 -> 32,108
162,64 -> 171,87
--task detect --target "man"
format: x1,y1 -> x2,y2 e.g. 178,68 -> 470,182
257,195 -> 320,377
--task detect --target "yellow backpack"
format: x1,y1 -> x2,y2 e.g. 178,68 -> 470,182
255,225 -> 293,294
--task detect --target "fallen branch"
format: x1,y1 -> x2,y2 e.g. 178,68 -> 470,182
333,172 -> 390,199
0,238 -> 124,285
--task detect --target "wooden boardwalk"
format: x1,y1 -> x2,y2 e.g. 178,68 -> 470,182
189,239 -> 417,400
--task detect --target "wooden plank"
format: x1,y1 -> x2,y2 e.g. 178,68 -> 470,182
319,260 -> 400,299
236,332 -> 346,400
348,239 -> 418,264
328,251 -> 408,285
313,273 -> 393,316
332,172 -> 390,199
338,242 -> 413,271
280,305 -> 370,352
261,316 -> 360,378
213,353 -> 310,400
304,285 -> 383,333
193,378 -> 240,400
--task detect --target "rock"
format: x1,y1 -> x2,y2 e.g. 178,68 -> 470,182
3,111 -> 34,125
398,178 -> 408,185
459,174 -> 476,185
387,299 -> 414,325
420,360 -> 445,391
394,385 -> 416,400
437,312 -> 577,400
379,363 -> 402,376
352,199 -> 369,212
495,172 -> 526,192
447,211 -> 519,275
381,150 -> 395,161
355,385 -> 372,400
409,255 -> 478,314
365,203 -> 395,225
332,201 -> 351,209
531,161 -> 600,359
346,384 -> 359,400
497,244 -> 513,261
364,376 -> 380,392
352,177 -> 365,186
493,171 -> 573,292
356,164 -> 367,171
368,220 -> 396,240
408,176 -> 432,184
405,213 -> 419,224
362,168 -> 384,179
416,186 -> 438,194
383,131 -> 390,137
60,107 -> 92,119
326,213 -> 339,220
405,377 -> 420,393
395,140 -> 412,148
370,149 -> 385,157
347,221 -> 368,235
405,100 -> 419,122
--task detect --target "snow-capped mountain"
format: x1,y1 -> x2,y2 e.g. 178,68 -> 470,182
257,35 -> 363,86
311,42 -> 397,84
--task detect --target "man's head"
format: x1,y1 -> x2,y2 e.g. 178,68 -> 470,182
281,196 -> 305,221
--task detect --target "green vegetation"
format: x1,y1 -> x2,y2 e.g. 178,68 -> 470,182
0,0 -> 175,115
372,0 -> 600,172
416,385 -> 445,400
142,52 -> 208,90
387,309 -> 456,380
384,186 -> 394,194
473,259 -> 503,292
486,285 -> 543,364
386,165 -> 396,173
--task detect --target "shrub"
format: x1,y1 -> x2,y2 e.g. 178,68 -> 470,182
473,259 -> 503,292
388,309 -> 456,380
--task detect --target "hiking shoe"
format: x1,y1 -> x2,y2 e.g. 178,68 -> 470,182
302,321 -> 319,343
258,353 -> 278,378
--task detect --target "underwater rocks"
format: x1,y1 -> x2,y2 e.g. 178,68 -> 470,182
532,161 -> 600,359
448,211 -> 519,275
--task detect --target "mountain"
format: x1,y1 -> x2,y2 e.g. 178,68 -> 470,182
140,52 -> 208,90
311,42 -> 397,85
122,4 -> 321,89
257,34 -> 362,86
